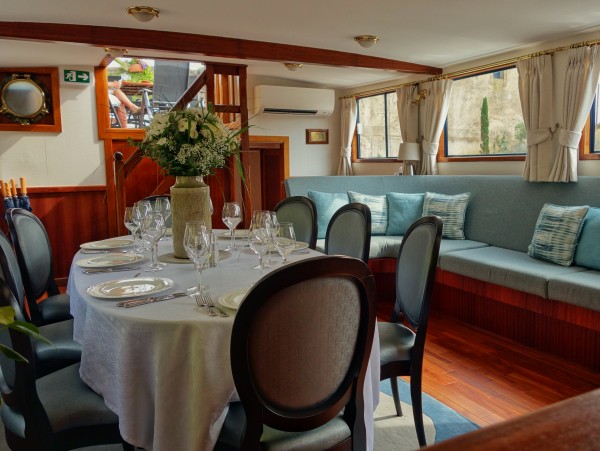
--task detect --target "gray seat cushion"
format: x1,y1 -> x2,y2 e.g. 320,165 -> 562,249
35,319 -> 82,378
439,246 -> 588,298
378,321 -> 415,364
548,271 -> 600,311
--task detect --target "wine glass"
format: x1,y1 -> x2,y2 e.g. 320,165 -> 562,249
222,202 -> 242,251
184,221 -> 212,295
141,212 -> 167,271
248,211 -> 271,273
154,197 -> 172,240
134,201 -> 153,250
124,207 -> 140,252
274,222 -> 296,265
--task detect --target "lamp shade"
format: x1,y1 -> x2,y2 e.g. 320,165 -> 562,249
398,142 -> 421,161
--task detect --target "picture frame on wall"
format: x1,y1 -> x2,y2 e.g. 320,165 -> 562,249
306,129 -> 329,144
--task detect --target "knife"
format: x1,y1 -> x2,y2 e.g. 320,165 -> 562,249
116,292 -> 188,308
83,267 -> 141,274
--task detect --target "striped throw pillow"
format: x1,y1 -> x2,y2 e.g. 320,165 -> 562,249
348,191 -> 388,235
528,203 -> 589,266
422,192 -> 471,239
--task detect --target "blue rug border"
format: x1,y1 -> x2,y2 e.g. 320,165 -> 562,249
380,379 -> 479,443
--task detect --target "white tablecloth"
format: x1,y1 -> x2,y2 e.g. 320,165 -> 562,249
68,234 -> 380,450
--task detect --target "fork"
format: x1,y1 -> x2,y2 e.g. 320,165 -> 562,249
203,293 -> 229,317
194,293 -> 218,317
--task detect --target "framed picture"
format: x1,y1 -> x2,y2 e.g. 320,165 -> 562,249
306,129 -> 329,144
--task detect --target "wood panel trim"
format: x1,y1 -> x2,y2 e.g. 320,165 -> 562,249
27,185 -> 106,193
0,22 -> 442,75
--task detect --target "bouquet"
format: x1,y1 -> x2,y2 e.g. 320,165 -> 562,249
137,106 -> 243,177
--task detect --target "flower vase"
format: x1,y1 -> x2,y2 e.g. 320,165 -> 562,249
170,176 -> 213,258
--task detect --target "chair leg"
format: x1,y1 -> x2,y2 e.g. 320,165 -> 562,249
410,374 -> 427,447
390,377 -> 403,417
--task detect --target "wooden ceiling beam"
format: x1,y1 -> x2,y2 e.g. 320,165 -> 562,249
0,22 -> 442,75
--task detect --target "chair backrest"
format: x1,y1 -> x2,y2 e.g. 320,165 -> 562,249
0,230 -> 26,313
274,196 -> 318,250
394,215 -> 443,335
5,208 -> 58,325
325,203 -> 372,263
152,61 -> 191,112
231,255 -> 376,448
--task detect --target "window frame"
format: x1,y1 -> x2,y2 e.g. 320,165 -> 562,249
354,90 -> 400,162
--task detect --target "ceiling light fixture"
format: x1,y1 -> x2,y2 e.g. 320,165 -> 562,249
353,35 -> 379,48
284,63 -> 303,71
104,47 -> 128,58
126,6 -> 160,22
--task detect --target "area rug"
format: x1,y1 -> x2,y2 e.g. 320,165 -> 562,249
375,379 -> 479,450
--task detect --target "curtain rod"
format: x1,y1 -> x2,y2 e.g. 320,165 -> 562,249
341,39 -> 600,99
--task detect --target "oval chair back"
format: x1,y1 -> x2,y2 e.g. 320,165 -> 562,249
325,202 -> 371,263
273,195 -> 318,250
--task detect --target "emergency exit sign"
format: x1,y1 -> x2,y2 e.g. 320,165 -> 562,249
63,69 -> 90,84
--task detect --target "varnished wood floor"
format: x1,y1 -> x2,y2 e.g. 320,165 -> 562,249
407,310 -> 600,427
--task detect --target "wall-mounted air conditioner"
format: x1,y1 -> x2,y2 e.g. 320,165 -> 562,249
254,85 -> 335,117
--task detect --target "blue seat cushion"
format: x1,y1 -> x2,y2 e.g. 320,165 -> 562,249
548,270 -> 600,312
574,207 -> 600,270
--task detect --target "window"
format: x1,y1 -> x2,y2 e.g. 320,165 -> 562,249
356,92 -> 400,159
445,67 -> 525,157
591,81 -> 600,153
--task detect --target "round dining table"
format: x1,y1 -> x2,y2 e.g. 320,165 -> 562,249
67,232 -> 380,451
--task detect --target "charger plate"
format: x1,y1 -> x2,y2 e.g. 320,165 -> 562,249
87,277 -> 174,299
80,238 -> 134,250
218,287 -> 249,310
76,253 -> 144,268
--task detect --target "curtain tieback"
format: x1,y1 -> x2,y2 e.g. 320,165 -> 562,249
526,129 -> 552,146
557,128 -> 581,149
341,146 -> 352,158
422,140 -> 438,156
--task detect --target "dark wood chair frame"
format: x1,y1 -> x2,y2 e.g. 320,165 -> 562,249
273,195 -> 318,250
325,202 -> 372,264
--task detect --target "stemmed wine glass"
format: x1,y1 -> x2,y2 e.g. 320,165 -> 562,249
248,211 -> 271,273
141,212 -> 167,272
222,202 -> 242,251
184,221 -> 212,295
274,222 -> 296,265
154,197 -> 171,240
134,200 -> 153,250
124,206 -> 141,252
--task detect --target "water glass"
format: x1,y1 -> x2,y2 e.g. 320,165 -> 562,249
141,212 -> 167,271
154,197 -> 171,238
184,221 -> 212,295
222,201 -> 242,251
274,222 -> 296,264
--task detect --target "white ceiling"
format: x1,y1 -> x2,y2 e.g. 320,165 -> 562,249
2,0 -> 600,89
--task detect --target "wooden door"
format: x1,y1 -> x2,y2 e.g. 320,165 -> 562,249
248,136 -> 289,212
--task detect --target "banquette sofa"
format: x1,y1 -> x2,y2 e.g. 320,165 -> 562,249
285,175 -> 600,371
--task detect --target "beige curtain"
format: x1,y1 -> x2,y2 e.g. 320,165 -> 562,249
518,55 -> 554,181
338,97 -> 357,175
550,46 -> 600,182
419,79 -> 453,175
396,85 -> 420,170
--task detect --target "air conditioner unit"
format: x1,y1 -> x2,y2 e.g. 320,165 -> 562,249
254,85 -> 335,117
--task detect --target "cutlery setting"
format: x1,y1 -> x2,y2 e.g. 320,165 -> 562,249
80,249 -> 129,254
82,266 -> 141,274
116,291 -> 188,308
194,293 -> 229,317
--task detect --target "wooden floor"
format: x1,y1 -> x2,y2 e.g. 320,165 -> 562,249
408,311 -> 600,427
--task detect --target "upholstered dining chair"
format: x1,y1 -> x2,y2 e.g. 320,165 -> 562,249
0,277 -> 133,451
325,202 -> 372,263
0,230 -> 81,378
215,255 -> 376,450
273,195 -> 318,249
5,208 -> 72,327
378,215 -> 443,447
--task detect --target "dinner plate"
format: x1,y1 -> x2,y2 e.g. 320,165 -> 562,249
218,288 -> 249,310
76,253 -> 144,268
87,277 -> 174,299
218,229 -> 248,239
80,238 -> 134,250
267,241 -> 309,252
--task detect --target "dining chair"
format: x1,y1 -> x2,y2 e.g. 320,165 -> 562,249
378,215 -> 443,447
325,202 -> 372,263
0,277 -> 134,451
0,230 -> 81,378
273,195 -> 318,249
5,208 -> 72,327
215,255 -> 376,450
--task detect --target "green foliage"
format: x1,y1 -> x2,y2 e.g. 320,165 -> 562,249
0,306 -> 51,362
480,96 -> 490,154
493,133 -> 509,153
514,122 -> 527,142
129,65 -> 154,83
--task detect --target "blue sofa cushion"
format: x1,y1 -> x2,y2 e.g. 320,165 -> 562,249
574,207 -> 600,270
307,191 -> 349,239
527,203 -> 589,267
422,192 -> 470,240
548,270 -> 600,312
386,192 -> 424,236
347,191 -> 387,235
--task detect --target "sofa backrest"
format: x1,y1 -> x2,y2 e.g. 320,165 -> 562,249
285,175 -> 600,252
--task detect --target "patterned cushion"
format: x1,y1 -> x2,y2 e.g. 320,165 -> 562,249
386,192 -> 424,236
307,191 -> 349,239
528,203 -> 589,266
574,207 -> 600,270
347,191 -> 387,235
422,192 -> 470,240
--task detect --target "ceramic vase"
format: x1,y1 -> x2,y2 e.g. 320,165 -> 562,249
170,176 -> 212,258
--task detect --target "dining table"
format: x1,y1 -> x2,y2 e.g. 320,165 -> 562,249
67,231 -> 381,451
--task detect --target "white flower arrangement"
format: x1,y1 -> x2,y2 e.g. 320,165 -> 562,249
137,106 -> 243,177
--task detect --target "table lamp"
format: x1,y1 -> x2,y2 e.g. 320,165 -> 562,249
398,142 -> 421,175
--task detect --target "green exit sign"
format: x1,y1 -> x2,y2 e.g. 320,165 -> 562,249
63,69 -> 90,84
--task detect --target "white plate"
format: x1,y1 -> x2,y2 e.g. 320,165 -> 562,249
76,253 -> 144,268
267,241 -> 310,252
87,277 -> 174,299
218,229 -> 248,239
218,288 -> 249,310
80,238 -> 134,250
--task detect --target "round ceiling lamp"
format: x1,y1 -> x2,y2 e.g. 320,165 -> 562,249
354,35 -> 379,48
284,63 -> 303,71
104,48 -> 128,58
126,6 -> 160,22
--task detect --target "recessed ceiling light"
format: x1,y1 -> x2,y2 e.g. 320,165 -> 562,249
354,35 -> 379,48
126,6 -> 160,22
